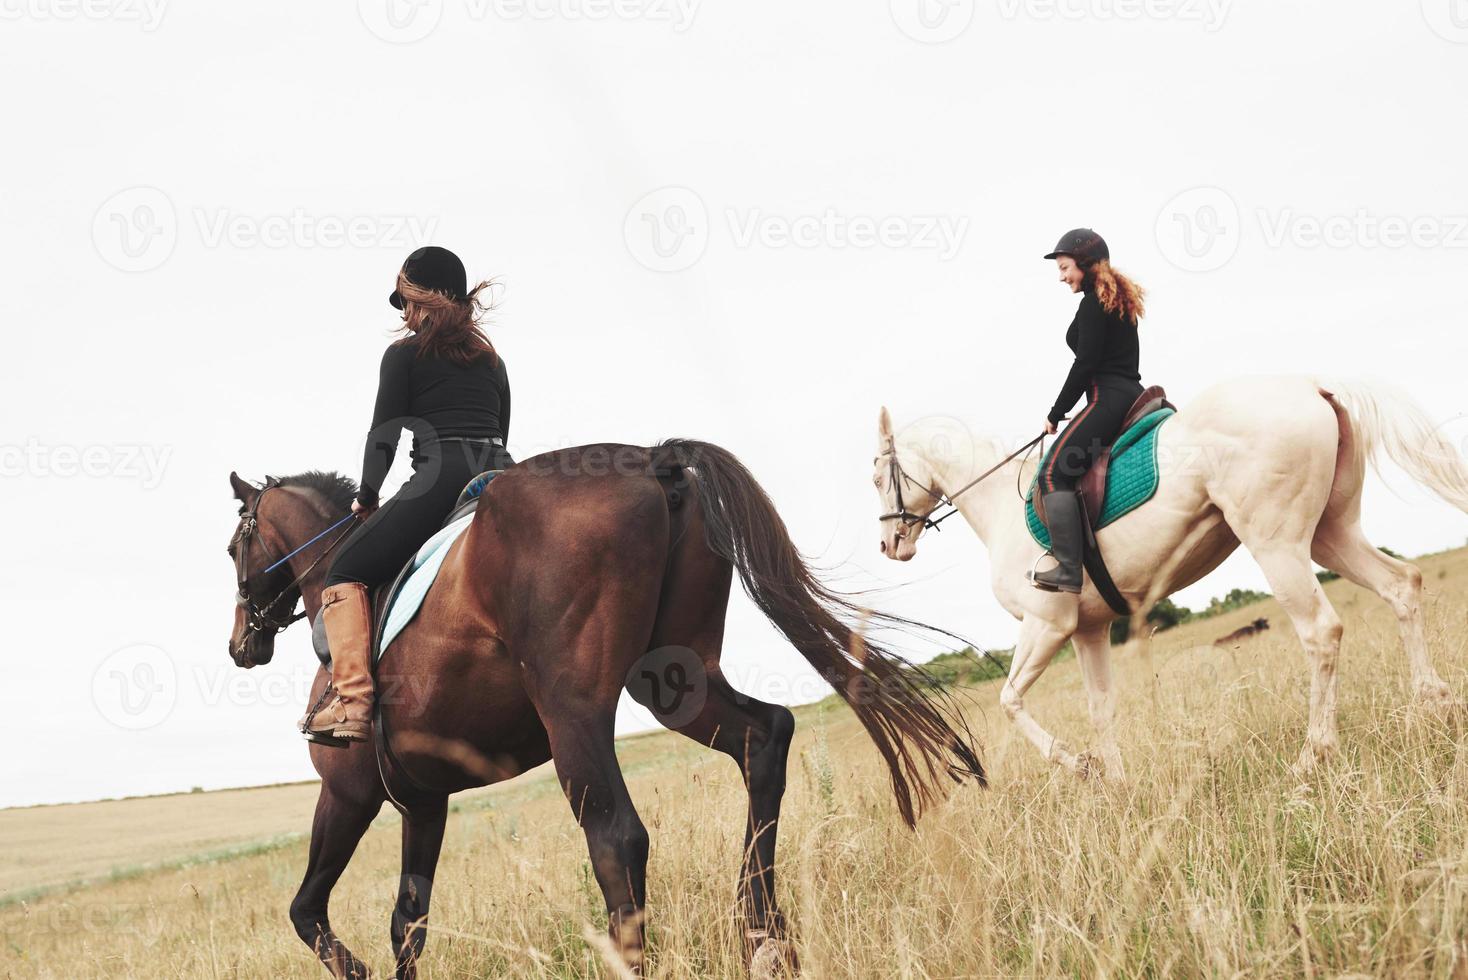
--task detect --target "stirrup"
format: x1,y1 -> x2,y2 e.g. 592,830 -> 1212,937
300,683 -> 351,747
1026,550 -> 1062,591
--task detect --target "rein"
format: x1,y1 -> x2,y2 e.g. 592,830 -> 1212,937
232,479 -> 358,637
878,431 -> 1050,533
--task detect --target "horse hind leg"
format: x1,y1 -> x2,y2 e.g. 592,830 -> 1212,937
633,491 -> 797,975
391,797 -> 448,980
538,715 -> 649,973
524,633 -> 654,972
1312,518 -> 1452,704
630,651 -> 797,972
1245,543 -> 1345,771
1071,624 -> 1124,782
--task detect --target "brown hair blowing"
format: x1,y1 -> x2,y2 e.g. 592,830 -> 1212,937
1086,260 -> 1147,325
394,271 -> 498,366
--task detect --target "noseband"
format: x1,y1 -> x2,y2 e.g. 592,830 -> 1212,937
231,480 -> 356,639
877,432 -> 1048,534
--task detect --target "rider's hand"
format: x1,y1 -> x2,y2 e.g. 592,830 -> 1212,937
1042,417 -> 1058,435
351,498 -> 377,518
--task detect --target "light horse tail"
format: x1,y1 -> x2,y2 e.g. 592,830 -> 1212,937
1318,377 -> 1468,513
657,439 -> 985,828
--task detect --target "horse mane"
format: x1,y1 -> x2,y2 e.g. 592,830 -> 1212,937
271,470 -> 359,513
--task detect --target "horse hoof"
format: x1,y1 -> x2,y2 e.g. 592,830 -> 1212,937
1074,752 -> 1104,781
750,937 -> 798,979
1292,741 -> 1335,776
1413,683 -> 1456,709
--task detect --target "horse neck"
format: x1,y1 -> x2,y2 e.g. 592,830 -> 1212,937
269,488 -> 340,621
911,433 -> 1019,547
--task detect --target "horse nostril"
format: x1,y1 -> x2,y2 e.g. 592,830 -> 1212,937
879,541 -> 887,554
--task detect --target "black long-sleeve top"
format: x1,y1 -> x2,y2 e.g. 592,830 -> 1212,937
1047,289 -> 1141,425
357,339 -> 511,505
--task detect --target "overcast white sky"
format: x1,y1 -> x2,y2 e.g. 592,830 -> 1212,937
2,1 -> 1466,808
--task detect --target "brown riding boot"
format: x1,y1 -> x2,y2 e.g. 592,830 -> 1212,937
303,583 -> 375,743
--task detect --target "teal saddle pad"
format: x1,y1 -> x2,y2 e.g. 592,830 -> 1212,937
1024,408 -> 1175,550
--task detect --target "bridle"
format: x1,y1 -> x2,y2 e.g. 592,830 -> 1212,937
877,431 -> 1048,534
231,479 -> 357,641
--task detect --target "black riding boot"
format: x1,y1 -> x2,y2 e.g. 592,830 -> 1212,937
1029,490 -> 1084,594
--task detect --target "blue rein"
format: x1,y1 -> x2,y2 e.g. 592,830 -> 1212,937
263,513 -> 357,574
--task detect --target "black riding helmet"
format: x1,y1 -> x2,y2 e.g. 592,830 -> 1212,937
389,245 -> 468,310
1043,228 -> 1109,267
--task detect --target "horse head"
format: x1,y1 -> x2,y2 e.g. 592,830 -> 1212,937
873,408 -> 979,562
226,472 -> 312,668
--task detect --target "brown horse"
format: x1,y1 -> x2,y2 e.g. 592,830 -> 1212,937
227,441 -> 982,978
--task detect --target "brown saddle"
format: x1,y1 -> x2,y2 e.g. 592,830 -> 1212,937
1033,384 -> 1176,531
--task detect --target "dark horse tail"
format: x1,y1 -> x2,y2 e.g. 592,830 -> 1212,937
656,439 -> 985,827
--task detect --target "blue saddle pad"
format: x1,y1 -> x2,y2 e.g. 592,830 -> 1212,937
375,514 -> 473,662
372,469 -> 501,664
1024,408 -> 1175,550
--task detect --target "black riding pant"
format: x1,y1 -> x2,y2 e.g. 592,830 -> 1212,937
1038,375 -> 1143,495
326,439 -> 514,589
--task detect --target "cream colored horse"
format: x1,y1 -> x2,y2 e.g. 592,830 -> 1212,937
873,375 -> 1468,779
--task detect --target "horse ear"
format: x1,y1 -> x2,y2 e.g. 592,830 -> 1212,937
229,471 -> 258,506
878,406 -> 894,439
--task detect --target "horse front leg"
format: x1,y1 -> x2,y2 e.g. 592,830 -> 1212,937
290,773 -> 385,979
1001,610 -> 1082,772
391,797 -> 448,980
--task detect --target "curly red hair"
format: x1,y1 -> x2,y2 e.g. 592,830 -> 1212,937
1084,260 -> 1146,325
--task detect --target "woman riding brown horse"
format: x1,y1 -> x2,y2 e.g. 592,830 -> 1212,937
227,442 -> 982,977
305,245 -> 512,745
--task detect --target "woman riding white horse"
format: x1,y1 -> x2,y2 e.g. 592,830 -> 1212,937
874,266 -> 1468,779
1029,228 -> 1147,596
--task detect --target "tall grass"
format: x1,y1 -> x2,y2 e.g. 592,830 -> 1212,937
7,549 -> 1468,978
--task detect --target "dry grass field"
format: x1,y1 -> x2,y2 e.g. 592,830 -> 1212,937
7,545 -> 1468,978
